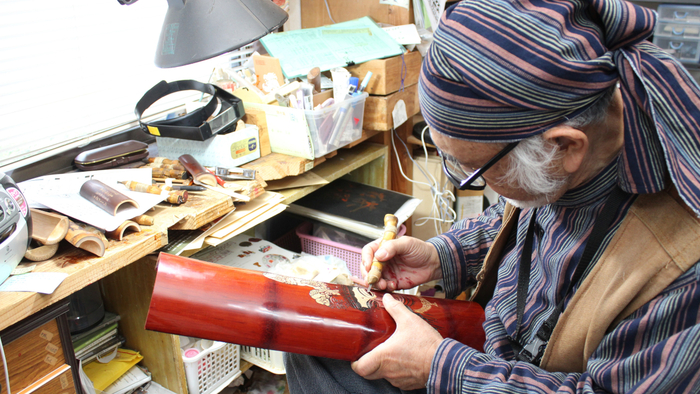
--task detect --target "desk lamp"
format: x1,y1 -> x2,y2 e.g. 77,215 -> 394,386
122,0 -> 289,68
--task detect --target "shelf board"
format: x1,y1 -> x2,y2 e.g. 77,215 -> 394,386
278,142 -> 388,204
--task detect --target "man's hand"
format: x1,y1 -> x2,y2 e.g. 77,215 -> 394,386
355,236 -> 442,291
351,293 -> 444,390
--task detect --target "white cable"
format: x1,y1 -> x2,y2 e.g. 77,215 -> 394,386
1,335 -> 10,394
323,0 -> 336,23
391,126 -> 456,238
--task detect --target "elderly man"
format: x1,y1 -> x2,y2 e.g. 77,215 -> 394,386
284,0 -> 700,392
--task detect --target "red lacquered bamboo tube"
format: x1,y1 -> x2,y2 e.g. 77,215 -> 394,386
145,252 -> 486,360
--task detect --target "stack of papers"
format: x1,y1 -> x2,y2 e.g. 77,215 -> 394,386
169,191 -> 287,256
83,348 -> 145,392
72,311 -> 125,362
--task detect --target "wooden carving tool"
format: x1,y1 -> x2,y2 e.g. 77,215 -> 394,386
148,157 -> 181,166
131,214 -> 155,226
119,180 -> 188,205
150,167 -> 189,180
367,214 -> 399,290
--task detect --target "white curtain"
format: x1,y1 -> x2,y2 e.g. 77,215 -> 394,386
0,0 -> 229,170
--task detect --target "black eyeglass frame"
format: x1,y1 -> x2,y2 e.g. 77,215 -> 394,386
439,141 -> 520,190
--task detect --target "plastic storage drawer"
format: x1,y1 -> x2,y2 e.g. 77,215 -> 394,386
653,36 -> 700,64
655,21 -> 700,39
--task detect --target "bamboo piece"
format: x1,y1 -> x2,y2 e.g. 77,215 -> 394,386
179,154 -> 217,186
105,220 -> 141,241
146,253 -> 486,361
24,242 -> 60,261
65,221 -> 108,257
29,209 -> 69,245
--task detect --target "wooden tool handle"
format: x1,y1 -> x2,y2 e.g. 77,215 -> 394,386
367,214 -> 399,286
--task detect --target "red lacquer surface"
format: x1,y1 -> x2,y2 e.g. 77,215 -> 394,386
146,252 -> 486,361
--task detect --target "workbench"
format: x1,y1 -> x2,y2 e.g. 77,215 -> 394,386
0,142 -> 388,394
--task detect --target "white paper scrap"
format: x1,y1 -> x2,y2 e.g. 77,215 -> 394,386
0,272 -> 69,294
382,24 -> 422,45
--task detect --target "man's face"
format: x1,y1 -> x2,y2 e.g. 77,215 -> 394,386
430,130 -> 567,208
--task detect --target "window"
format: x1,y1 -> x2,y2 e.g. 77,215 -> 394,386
0,0 -> 227,171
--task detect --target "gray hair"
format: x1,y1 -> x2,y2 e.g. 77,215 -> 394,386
498,84 -> 617,203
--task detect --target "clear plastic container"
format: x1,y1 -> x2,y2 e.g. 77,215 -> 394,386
658,4 -> 700,23
653,36 -> 700,64
246,92 -> 368,159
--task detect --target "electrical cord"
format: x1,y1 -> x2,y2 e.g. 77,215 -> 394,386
324,0 -> 336,23
1,335 -> 10,394
391,125 -> 456,238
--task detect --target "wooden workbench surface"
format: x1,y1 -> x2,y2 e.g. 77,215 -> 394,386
0,177 -> 263,332
0,142 -> 388,332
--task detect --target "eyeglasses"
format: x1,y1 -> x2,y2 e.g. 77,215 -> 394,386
439,141 -> 520,190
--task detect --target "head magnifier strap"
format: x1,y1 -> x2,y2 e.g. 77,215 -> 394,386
134,80 -> 219,140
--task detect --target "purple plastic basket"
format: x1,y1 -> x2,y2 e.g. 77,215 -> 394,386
295,221 -> 406,277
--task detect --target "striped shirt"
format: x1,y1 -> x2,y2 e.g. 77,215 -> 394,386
426,162 -> 700,393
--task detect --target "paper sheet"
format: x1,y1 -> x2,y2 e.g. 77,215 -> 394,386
260,17 -> 405,78
382,24 -> 422,45
83,348 -> 144,391
380,0 -> 410,9
0,272 -> 68,294
264,172 -> 329,191
18,168 -> 166,232
103,365 -> 151,394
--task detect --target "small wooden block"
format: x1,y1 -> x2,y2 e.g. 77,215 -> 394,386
242,106 -> 272,156
242,153 -> 319,181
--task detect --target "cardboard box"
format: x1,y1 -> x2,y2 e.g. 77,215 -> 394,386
156,125 -> 261,168
347,51 -> 422,96
300,0 -> 413,29
411,153 -> 454,241
363,83 -> 420,131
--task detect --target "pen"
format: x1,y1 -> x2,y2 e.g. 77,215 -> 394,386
357,71 -> 373,93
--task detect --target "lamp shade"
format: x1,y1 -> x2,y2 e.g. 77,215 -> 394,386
155,0 -> 289,68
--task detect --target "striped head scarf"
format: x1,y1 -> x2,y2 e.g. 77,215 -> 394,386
419,0 -> 700,216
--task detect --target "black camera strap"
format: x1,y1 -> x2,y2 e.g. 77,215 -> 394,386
508,186 -> 629,366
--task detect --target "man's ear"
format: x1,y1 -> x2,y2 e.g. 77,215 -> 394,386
541,126 -> 589,174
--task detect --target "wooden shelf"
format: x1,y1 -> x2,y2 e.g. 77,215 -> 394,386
278,142 -> 389,204
97,141 -> 389,394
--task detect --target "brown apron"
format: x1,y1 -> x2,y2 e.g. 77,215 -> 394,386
470,188 -> 700,373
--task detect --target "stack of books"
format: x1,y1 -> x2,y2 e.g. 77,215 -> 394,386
72,311 -> 125,363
